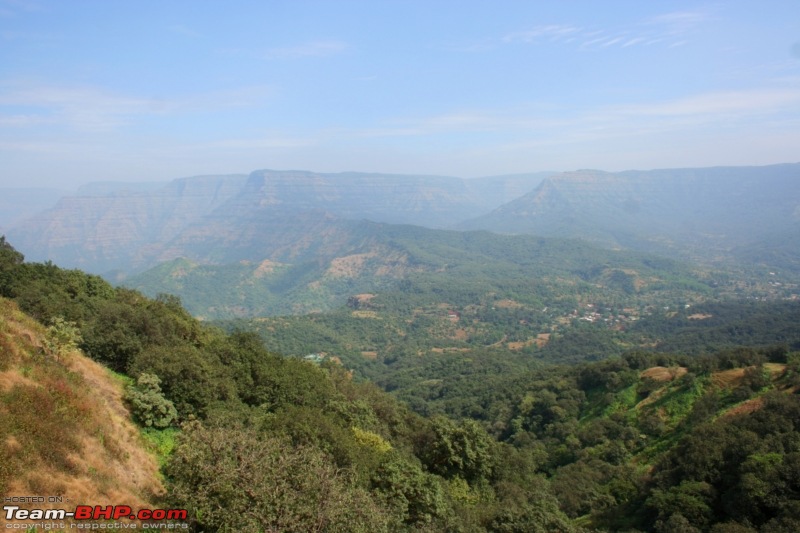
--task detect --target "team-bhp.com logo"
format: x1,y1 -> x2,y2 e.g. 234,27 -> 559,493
4,505 -> 188,529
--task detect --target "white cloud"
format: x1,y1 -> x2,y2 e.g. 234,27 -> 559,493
0,114 -> 51,127
263,40 -> 348,59
601,37 -> 624,47
610,88 -> 800,118
198,136 -> 314,150
0,83 -> 156,130
645,11 -> 709,34
504,9 -> 709,51
335,86 -> 800,152
503,25 -> 581,44
622,38 -> 645,48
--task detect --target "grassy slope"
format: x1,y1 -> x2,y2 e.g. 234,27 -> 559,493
0,297 -> 162,526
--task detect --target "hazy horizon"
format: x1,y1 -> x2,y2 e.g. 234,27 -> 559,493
2,1 -> 800,189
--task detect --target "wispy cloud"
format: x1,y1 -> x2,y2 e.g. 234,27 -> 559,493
0,113 -> 52,127
0,83 -> 157,130
622,38 -> 645,48
502,10 -> 710,51
344,86 -> 800,145
609,88 -> 800,118
199,136 -> 314,150
0,139 -> 81,155
263,40 -> 348,60
167,24 -> 201,38
0,81 -> 275,131
185,85 -> 275,110
503,25 -> 581,44
0,0 -> 46,17
645,11 -> 708,35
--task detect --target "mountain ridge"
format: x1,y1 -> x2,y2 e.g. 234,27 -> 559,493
6,170 -> 551,275
461,163 -> 800,262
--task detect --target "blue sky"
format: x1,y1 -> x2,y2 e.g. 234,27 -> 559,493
1,0 -> 799,188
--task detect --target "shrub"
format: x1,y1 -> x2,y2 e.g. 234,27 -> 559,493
125,373 -> 177,428
44,317 -> 82,359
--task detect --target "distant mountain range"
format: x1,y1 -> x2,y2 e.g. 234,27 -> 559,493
0,187 -> 71,231
461,163 -> 800,263
6,174 -> 249,274
4,163 -> 800,284
5,170 -> 551,274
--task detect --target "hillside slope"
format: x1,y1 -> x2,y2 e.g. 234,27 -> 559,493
0,297 -> 162,525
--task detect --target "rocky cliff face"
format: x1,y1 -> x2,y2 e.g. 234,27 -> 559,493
237,170 -> 529,227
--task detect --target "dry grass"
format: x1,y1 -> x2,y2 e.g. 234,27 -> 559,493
0,370 -> 38,392
711,364 -> 787,389
0,299 -> 45,366
764,363 -> 787,376
430,347 -> 471,354
325,252 -> 375,278
636,387 -> 669,410
351,310 -> 379,318
506,334 -> 550,351
253,258 -> 283,278
640,366 -> 688,382
721,396 -> 766,418
0,298 -> 163,527
711,368 -> 748,388
495,299 -> 523,309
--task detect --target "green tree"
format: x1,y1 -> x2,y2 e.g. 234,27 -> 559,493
647,481 -> 715,529
0,236 -> 23,297
370,454 -> 451,528
166,422 -> 390,532
420,416 -> 496,482
128,345 -> 235,418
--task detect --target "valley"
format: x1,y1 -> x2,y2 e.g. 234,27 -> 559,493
2,238 -> 799,531
5,2 -> 800,530
3,162 -> 800,532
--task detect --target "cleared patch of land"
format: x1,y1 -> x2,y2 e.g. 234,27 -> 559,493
640,366 -> 688,382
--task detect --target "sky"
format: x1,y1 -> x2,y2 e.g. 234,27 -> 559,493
1,0 -> 800,188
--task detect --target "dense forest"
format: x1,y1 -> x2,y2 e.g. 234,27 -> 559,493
2,235 -> 800,532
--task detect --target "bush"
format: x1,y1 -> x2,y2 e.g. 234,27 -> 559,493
165,422 -> 390,532
44,317 -> 82,359
125,373 -> 177,428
